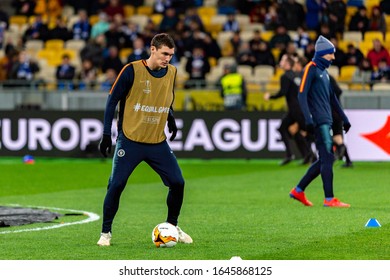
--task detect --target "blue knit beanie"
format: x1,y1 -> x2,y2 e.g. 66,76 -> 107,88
315,35 -> 335,57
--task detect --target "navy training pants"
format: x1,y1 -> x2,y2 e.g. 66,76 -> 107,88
297,124 -> 335,198
101,132 -> 185,233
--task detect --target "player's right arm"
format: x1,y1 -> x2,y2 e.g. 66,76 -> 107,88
103,64 -> 134,135
298,62 -> 316,128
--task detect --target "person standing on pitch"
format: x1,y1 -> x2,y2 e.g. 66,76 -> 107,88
264,54 -> 313,165
289,35 -> 351,208
97,33 -> 193,246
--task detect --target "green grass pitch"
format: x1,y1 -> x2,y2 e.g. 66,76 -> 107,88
0,158 -> 389,260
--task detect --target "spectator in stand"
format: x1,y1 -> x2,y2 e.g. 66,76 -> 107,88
304,41 -> 316,61
254,40 -> 275,67
305,0 -> 327,31
72,9 -> 91,41
127,37 -> 149,63
65,0 -> 89,14
352,57 -> 373,86
202,33 -> 222,61
183,7 -> 204,32
236,41 -> 257,68
347,0 -> 363,7
153,0 -> 172,14
184,45 -> 210,89
371,58 -> 390,83
80,34 -> 107,70
278,41 -> 298,62
90,0 -> 109,15
102,45 -> 123,74
91,12 -> 110,39
367,38 -> 390,68
269,24 -> 291,53
249,29 -> 265,53
56,54 -> 76,90
264,3 -> 280,31
223,30 -> 242,57
141,19 -> 158,48
104,20 -> 126,50
12,0 -> 36,16
330,37 -> 346,69
101,68 -> 117,91
0,48 -> 17,81
121,20 -> 141,48
0,21 -> 7,49
49,15 -> 72,41
380,0 -> 390,15
22,14 -> 49,43
0,7 -> 9,29
159,7 -> 179,33
348,6 -> 369,37
324,0 -> 347,38
279,0 -> 305,31
222,13 -> 240,32
104,0 -> 125,20
217,0 -> 238,15
249,3 -> 267,24
345,43 -> 364,66
292,26 -> 311,51
182,20 -> 208,54
316,23 -> 336,40
368,6 -> 387,35
78,58 -> 98,89
9,50 -> 40,84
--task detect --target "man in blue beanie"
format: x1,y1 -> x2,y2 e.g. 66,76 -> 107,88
289,35 -> 351,207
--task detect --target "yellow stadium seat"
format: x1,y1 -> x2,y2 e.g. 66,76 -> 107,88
338,65 -> 358,83
364,31 -> 384,43
9,15 -> 28,26
197,6 -> 217,17
124,5 -> 135,18
119,48 -> 133,64
150,14 -> 163,26
343,31 -> 363,42
65,39 -> 86,52
136,6 -> 153,16
89,14 -> 100,25
358,41 -> 373,56
260,31 -> 274,42
45,39 -> 64,50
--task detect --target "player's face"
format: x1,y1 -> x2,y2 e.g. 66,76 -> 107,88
323,53 -> 335,61
151,45 -> 174,68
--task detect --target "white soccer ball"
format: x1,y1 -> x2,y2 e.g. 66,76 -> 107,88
152,222 -> 178,248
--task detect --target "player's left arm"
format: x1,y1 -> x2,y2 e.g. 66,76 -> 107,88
330,86 -> 351,133
167,67 -> 178,141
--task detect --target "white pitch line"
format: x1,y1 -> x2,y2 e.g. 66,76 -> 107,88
0,205 -> 100,234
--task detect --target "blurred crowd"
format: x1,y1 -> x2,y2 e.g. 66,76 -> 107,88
0,0 -> 389,90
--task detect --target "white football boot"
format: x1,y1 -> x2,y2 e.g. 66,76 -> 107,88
97,232 -> 112,246
176,226 -> 193,244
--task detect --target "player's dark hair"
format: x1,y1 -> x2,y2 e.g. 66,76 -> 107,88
151,33 -> 176,50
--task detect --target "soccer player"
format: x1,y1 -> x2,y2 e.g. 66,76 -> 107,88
264,54 -> 313,165
97,33 -> 193,246
289,35 -> 351,208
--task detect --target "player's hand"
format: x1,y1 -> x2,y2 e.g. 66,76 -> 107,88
343,122 -> 351,134
167,110 -> 177,141
99,134 -> 112,157
305,123 -> 315,134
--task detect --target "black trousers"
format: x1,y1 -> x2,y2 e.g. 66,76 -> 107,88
101,132 -> 185,233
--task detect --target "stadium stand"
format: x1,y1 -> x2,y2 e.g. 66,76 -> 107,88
1,0 -> 389,111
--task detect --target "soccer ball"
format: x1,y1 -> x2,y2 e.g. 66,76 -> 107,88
152,222 -> 178,248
